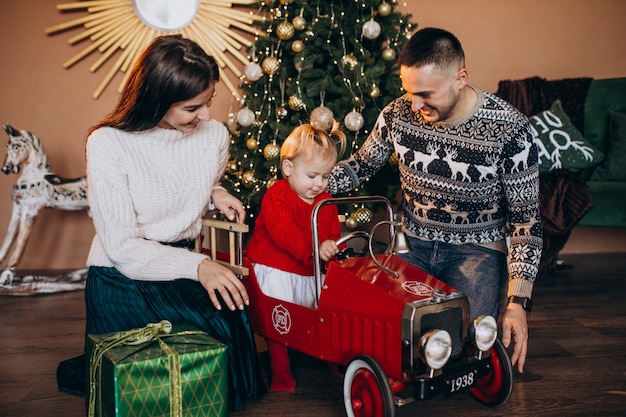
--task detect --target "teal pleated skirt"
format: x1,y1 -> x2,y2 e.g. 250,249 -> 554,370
85,265 -> 265,411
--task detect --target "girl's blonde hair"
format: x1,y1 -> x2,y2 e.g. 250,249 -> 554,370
280,120 -> 347,168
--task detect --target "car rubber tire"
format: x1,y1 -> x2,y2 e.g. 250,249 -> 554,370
343,355 -> 395,417
469,338 -> 514,406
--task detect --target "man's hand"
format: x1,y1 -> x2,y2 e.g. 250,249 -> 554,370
501,302 -> 528,373
198,259 -> 249,311
211,188 -> 245,223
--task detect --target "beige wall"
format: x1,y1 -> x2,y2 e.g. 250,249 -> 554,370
1,0 -> 625,270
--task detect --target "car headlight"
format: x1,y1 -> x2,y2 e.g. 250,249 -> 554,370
419,329 -> 452,370
472,315 -> 498,352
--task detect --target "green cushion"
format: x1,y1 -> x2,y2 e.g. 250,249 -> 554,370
578,181 -> 626,227
529,100 -> 604,172
584,78 -> 626,152
590,111 -> 626,181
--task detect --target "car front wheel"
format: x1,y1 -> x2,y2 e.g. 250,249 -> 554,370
343,355 -> 395,417
469,338 -> 514,406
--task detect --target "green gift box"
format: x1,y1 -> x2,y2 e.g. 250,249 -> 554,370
87,321 -> 228,417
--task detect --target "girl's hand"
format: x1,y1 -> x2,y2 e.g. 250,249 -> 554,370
211,188 -> 245,223
197,259 -> 249,311
319,239 -> 339,262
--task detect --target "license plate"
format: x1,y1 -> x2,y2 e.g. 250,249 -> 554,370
447,370 -> 477,394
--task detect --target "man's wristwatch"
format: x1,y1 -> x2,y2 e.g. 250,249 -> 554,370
508,296 -> 533,313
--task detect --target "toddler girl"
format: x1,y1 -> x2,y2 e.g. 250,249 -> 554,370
246,121 -> 346,391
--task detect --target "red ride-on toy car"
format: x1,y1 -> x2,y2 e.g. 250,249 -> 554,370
199,196 -> 514,417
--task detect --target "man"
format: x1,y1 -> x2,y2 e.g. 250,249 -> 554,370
328,27 -> 542,373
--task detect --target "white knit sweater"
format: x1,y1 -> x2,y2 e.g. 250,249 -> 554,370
86,120 -> 228,281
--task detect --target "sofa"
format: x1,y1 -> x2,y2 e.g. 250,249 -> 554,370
495,76 -> 626,278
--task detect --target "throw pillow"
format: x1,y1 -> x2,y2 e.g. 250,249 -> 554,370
529,100 -> 604,172
590,111 -> 626,181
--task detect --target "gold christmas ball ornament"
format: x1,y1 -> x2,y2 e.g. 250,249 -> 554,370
344,110 -> 364,132
292,16 -> 306,31
266,177 -> 278,189
276,106 -> 288,119
261,56 -> 281,75
263,143 -> 280,160
227,161 -> 239,174
245,137 -> 258,150
378,2 -> 392,17
370,85 -> 381,98
341,54 -> 359,70
353,207 -> 373,224
236,108 -> 255,127
362,19 -> 382,40
310,105 -> 334,132
276,21 -> 295,40
382,47 -> 396,61
242,170 -> 257,188
244,62 -> 263,81
288,94 -> 305,111
291,39 -> 304,53
345,216 -> 358,229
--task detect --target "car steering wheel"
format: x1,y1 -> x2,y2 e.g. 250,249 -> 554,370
334,230 -> 370,260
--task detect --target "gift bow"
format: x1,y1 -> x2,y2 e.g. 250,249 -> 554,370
89,320 -> 187,417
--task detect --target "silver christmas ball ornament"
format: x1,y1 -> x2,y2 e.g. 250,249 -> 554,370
236,108 -> 255,127
362,19 -> 381,40
244,62 -> 263,81
344,110 -> 364,132
310,105 -> 334,131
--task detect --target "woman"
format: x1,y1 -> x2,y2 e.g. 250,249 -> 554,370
84,34 -> 264,411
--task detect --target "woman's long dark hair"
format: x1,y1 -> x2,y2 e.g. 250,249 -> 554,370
89,35 -> 220,135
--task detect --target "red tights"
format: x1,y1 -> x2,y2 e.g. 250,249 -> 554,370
267,339 -> 296,391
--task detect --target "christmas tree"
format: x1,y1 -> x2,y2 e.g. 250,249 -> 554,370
222,0 -> 416,223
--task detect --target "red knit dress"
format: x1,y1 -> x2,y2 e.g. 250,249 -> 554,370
246,179 -> 341,306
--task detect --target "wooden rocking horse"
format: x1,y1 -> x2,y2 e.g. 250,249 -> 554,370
0,124 -> 89,286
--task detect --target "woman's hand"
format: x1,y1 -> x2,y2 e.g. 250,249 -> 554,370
211,188 -> 245,223
198,259 -> 249,311
319,239 -> 339,262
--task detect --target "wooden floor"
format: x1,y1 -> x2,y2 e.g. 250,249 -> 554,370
1,252 -> 625,417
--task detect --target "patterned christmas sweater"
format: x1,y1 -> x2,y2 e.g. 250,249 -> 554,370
328,87 -> 543,299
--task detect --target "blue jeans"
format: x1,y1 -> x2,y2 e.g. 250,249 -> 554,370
399,236 -> 506,320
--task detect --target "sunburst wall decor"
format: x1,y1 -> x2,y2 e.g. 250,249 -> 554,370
45,0 -> 262,99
